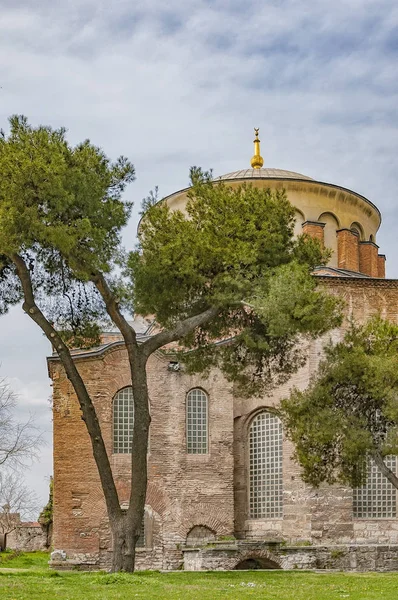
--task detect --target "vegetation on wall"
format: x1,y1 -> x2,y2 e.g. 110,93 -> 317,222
281,316 -> 398,489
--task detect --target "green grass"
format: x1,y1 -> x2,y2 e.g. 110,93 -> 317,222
1,552 -> 398,599
0,551 -> 50,570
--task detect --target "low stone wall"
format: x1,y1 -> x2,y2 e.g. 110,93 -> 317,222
182,541 -> 398,572
6,523 -> 48,552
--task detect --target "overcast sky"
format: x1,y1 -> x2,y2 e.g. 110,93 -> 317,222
1,0 -> 397,509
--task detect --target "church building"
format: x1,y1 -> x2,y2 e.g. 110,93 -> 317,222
49,132 -> 398,571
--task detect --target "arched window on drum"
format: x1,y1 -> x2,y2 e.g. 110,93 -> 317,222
350,222 -> 364,240
293,210 -> 305,238
249,411 -> 283,518
318,212 -> 339,267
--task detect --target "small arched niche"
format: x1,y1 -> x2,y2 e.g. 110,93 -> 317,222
234,557 -> 280,570
186,525 -> 216,546
293,209 -> 305,238
318,212 -> 339,267
350,222 -> 364,241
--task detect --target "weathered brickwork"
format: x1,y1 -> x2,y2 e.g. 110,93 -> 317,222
359,241 -> 379,277
337,229 -> 359,272
51,348 -> 234,570
301,221 -> 325,245
378,254 -> 386,278
50,278 -> 398,571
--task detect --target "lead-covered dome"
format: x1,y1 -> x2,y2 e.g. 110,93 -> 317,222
216,168 -> 314,182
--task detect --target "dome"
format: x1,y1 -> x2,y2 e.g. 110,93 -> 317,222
216,168 -> 314,182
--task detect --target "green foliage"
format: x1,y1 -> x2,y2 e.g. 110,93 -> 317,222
0,115 -> 134,342
130,168 -> 342,396
0,115 -> 134,268
0,118 -> 341,393
39,478 -> 53,527
281,316 -> 398,487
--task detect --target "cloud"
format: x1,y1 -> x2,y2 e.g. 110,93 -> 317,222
0,0 -> 398,504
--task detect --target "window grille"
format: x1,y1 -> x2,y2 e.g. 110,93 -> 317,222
113,387 -> 134,454
186,389 -> 208,454
249,411 -> 283,518
353,456 -> 397,518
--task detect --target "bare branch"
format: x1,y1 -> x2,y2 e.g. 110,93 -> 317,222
0,378 -> 42,469
0,471 -> 40,535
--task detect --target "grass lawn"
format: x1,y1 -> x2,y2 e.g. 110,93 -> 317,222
1,552 -> 398,599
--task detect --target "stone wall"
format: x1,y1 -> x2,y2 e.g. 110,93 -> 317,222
182,541 -> 398,572
6,523 -> 48,552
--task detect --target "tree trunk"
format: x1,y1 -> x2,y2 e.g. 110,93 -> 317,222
126,353 -> 151,572
111,514 -> 137,572
372,451 -> 398,490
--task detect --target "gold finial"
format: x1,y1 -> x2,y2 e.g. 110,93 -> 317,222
250,127 -> 264,169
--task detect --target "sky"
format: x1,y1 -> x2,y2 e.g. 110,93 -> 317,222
0,0 -> 398,510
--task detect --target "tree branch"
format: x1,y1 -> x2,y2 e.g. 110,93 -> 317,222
90,270 -> 139,367
372,450 -> 398,490
10,253 -> 122,519
140,306 -> 219,358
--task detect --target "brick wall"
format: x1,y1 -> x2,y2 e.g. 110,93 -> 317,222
51,278 -> 398,570
51,349 -> 234,569
337,229 -> 359,271
359,242 -> 379,277
302,221 -> 325,245
378,254 -> 386,278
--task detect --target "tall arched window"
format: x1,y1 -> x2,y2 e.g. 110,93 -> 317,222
293,209 -> 305,238
186,389 -> 208,454
113,387 -> 134,454
249,411 -> 283,518
319,212 -> 339,267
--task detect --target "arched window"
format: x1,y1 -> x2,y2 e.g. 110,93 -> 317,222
319,212 -> 339,267
350,222 -> 364,240
186,389 -> 208,454
249,411 -> 283,518
113,387 -> 134,454
293,209 -> 305,238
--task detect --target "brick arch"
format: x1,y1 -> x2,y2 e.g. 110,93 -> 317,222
225,549 -> 283,570
145,482 -> 169,518
175,502 -> 231,538
186,525 -> 216,546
